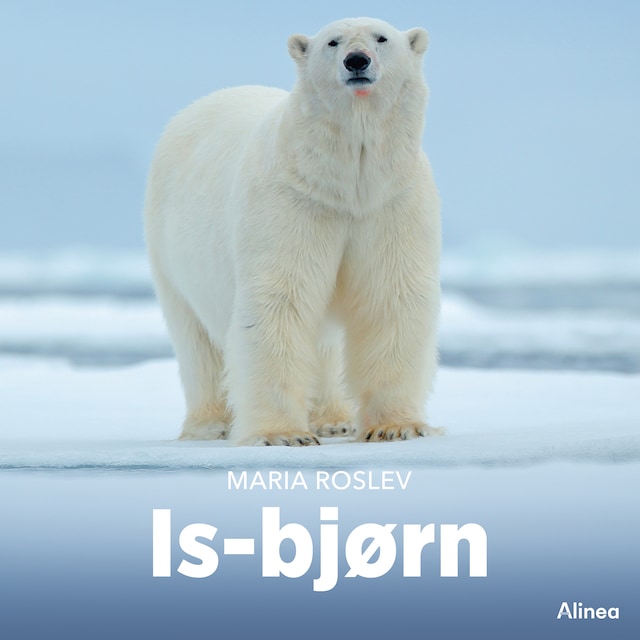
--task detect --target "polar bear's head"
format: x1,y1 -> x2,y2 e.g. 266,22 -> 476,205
288,18 -> 428,104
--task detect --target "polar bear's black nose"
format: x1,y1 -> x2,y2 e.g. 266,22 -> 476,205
344,52 -> 371,72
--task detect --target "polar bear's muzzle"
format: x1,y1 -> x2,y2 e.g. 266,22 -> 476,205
343,51 -> 376,87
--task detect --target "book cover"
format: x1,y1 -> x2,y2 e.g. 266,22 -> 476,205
1,2 -> 637,639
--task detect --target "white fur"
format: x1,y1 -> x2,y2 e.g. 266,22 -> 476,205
144,17 -> 442,446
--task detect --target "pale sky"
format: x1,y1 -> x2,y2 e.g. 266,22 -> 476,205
2,0 -> 638,250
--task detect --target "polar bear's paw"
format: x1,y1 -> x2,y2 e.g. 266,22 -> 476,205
179,403 -> 233,440
179,421 -> 230,440
360,423 -> 445,443
313,421 -> 355,438
309,404 -> 355,438
241,432 -> 321,447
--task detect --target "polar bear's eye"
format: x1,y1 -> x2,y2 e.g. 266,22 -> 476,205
377,35 -> 388,43
328,40 -> 339,47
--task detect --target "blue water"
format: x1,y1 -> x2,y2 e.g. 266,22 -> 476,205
2,280 -> 639,373
1,248 -> 639,372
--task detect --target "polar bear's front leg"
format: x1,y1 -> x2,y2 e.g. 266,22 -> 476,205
226,290 -> 329,446
342,202 -> 443,443
225,209 -> 345,446
346,287 -> 444,442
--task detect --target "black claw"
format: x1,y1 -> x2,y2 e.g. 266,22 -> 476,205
265,441 -> 272,446
401,432 -> 407,440
388,432 -> 395,441
296,437 -> 303,445
365,431 -> 372,441
377,430 -> 384,438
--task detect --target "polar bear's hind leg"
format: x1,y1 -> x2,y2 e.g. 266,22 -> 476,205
153,270 -> 232,440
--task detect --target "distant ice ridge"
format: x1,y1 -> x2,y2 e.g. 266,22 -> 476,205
442,245 -> 640,286
1,294 -> 639,372
1,246 -> 640,295
1,246 -> 639,371
0,248 -> 152,297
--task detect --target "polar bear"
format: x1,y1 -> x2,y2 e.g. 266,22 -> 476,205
144,17 -> 442,446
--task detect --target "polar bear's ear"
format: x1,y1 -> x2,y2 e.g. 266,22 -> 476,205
288,34 -> 310,62
406,28 -> 429,55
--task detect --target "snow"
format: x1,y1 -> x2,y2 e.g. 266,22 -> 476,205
1,358 -> 638,470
